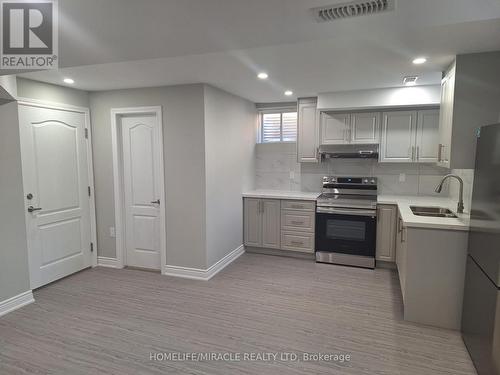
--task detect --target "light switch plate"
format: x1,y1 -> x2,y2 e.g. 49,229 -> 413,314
399,173 -> 406,183
289,170 -> 295,180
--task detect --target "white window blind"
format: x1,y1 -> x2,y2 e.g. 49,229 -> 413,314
260,111 -> 297,143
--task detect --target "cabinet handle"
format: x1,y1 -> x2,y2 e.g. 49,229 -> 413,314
291,220 -> 304,225
416,146 -> 420,161
437,143 -> 442,162
291,241 -> 304,246
398,217 -> 402,233
411,146 -> 415,161
401,227 -> 407,243
291,204 -> 303,209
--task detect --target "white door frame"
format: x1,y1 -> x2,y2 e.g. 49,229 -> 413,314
110,106 -> 166,273
17,97 -> 98,268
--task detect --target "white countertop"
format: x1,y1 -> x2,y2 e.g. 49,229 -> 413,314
242,190 -> 320,201
378,195 -> 470,231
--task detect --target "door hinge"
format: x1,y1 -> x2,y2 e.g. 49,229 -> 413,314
90,242 -> 94,252
88,186 -> 91,197
84,128 -> 89,139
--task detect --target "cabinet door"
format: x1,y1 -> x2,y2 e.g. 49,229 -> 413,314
416,109 -> 440,163
297,98 -> 319,163
262,199 -> 281,249
395,212 -> 407,300
320,112 -> 350,145
244,198 -> 261,247
351,112 -> 380,144
379,110 -> 417,163
376,205 -> 397,261
437,66 -> 455,168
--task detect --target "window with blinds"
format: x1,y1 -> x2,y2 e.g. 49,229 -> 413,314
260,111 -> 297,143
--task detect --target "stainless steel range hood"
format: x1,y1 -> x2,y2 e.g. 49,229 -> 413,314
319,145 -> 379,159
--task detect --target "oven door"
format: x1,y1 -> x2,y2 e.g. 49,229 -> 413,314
315,207 -> 377,257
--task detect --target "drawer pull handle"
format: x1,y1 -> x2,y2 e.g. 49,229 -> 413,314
291,241 -> 304,246
291,221 -> 304,225
291,205 -> 303,209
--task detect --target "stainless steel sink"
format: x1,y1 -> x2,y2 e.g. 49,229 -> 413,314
410,206 -> 458,218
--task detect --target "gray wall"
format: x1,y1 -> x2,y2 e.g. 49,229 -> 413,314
0,101 -> 31,301
89,85 -> 207,269
203,85 -> 256,267
452,51 -> 500,169
16,78 -> 89,108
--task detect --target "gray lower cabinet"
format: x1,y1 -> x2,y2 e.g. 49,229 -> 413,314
244,198 -> 280,249
395,209 -> 469,330
395,211 -> 407,301
375,204 -> 397,262
244,198 -> 315,254
280,201 -> 315,253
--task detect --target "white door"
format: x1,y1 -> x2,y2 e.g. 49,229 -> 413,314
351,112 -> 380,144
415,109 -> 440,163
379,111 -> 417,163
18,104 -> 92,289
120,114 -> 162,270
320,112 -> 350,145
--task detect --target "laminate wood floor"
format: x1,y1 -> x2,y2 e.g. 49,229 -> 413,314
0,253 -> 476,375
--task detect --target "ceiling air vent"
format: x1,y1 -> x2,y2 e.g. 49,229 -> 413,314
312,0 -> 395,22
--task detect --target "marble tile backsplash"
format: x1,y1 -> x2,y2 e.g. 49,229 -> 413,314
255,142 -> 455,197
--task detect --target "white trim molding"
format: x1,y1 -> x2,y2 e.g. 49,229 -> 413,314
97,257 -> 123,269
163,245 -> 245,281
0,291 -> 35,318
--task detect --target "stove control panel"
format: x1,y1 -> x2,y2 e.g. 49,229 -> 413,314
322,176 -> 377,186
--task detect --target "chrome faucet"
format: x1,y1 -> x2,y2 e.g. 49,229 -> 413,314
435,174 -> 464,214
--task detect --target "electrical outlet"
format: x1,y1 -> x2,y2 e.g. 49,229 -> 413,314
399,173 -> 406,183
289,171 -> 295,180
109,227 -> 116,237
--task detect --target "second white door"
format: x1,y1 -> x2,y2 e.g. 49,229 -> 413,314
120,113 -> 163,270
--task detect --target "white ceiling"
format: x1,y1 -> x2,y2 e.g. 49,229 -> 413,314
14,0 -> 500,102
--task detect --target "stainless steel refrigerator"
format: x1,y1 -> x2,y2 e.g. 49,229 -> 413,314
462,123 -> 500,375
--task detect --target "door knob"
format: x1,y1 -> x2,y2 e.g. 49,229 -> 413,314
150,199 -> 160,204
27,206 -> 42,213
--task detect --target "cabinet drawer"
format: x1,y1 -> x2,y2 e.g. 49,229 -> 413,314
281,232 -> 314,253
281,200 -> 315,211
281,210 -> 315,232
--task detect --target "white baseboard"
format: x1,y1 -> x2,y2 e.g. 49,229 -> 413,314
0,290 -> 34,318
97,256 -> 122,268
163,245 -> 244,281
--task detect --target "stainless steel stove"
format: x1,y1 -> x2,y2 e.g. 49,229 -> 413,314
315,176 -> 377,269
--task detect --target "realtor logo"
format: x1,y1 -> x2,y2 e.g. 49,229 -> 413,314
1,0 -> 58,69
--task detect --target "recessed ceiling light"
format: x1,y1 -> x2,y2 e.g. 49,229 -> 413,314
403,76 -> 418,86
412,57 -> 427,65
284,90 -> 293,96
257,72 -> 268,80
63,78 -> 74,84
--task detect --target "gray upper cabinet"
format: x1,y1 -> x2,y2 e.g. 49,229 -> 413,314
380,109 -> 439,163
320,111 -> 380,145
437,53 -> 500,169
243,198 -> 280,249
380,110 -> 417,163
320,112 -> 350,145
415,109 -> 440,163
351,112 -> 380,144
297,98 -> 319,163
